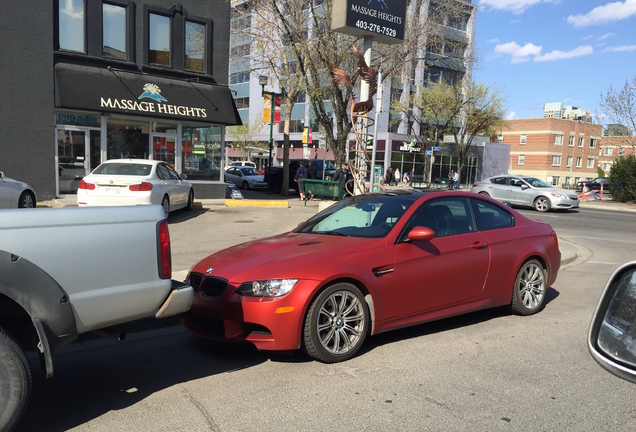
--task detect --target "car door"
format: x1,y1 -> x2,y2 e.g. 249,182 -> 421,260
155,163 -> 179,206
481,176 -> 508,201
393,197 -> 489,317
506,176 -> 531,205
0,174 -> 12,208
165,164 -> 188,206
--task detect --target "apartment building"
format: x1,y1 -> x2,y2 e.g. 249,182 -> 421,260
1,0 -> 240,200
500,117 -> 603,188
598,135 -> 636,174
228,0 -> 481,183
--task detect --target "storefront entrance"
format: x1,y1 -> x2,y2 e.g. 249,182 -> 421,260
55,126 -> 100,195
151,133 -> 178,165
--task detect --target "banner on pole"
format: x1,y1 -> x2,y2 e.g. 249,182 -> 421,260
263,94 -> 271,123
302,127 -> 313,144
274,95 -> 281,124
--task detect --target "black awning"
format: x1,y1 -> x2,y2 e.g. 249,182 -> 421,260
54,63 -> 242,126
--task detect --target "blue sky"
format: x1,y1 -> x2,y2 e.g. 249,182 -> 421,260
473,0 -> 636,122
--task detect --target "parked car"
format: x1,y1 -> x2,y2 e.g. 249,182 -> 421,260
225,160 -> 256,171
77,159 -> 194,215
588,261 -> 636,384
0,171 -> 37,208
182,190 -> 561,363
577,177 -> 609,193
471,174 -> 579,212
224,166 -> 268,190
266,158 -> 337,194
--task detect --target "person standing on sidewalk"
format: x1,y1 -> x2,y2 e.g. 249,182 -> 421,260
295,161 -> 308,201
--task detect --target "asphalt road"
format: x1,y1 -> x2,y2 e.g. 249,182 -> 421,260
17,200 -> 636,432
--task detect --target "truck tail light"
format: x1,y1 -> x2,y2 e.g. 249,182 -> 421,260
129,182 -> 153,191
157,220 -> 172,279
78,179 -> 95,190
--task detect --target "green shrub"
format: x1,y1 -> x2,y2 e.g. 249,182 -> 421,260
608,155 -> 636,202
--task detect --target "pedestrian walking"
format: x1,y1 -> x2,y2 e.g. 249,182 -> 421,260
394,168 -> 401,186
295,161 -> 308,201
385,166 -> 393,186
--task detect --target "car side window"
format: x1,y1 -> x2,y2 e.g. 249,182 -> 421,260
471,199 -> 514,231
406,198 -> 474,238
491,177 -> 506,185
156,164 -> 170,180
165,164 -> 180,180
509,178 -> 522,187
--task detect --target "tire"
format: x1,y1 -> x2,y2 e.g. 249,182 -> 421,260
533,196 -> 550,212
0,329 -> 32,432
18,191 -> 35,208
511,259 -> 547,316
302,283 -> 369,363
242,181 -> 250,191
161,196 -> 170,216
478,191 -> 490,197
185,189 -> 194,211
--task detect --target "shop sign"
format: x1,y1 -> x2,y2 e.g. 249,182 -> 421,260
56,112 -> 100,127
399,142 -> 421,153
100,83 -> 207,119
332,0 -> 407,45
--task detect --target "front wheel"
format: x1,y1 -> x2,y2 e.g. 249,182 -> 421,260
242,181 -> 250,190
302,283 -> 369,363
533,196 -> 550,212
0,330 -> 32,432
511,259 -> 547,315
161,196 -> 170,216
185,189 -> 194,211
18,191 -> 35,208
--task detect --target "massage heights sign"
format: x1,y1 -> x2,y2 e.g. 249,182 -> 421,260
331,0 -> 407,45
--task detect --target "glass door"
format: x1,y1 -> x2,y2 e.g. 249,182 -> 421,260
151,133 -> 177,167
56,126 -> 100,195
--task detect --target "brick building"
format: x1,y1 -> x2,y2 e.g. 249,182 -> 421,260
598,135 -> 636,174
498,118 -> 603,188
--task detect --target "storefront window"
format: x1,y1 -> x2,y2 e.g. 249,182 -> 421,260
107,118 -> 149,159
59,0 -> 85,53
182,126 -> 222,181
152,122 -> 177,133
103,3 -> 127,60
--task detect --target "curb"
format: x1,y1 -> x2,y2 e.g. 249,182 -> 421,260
224,199 -> 289,208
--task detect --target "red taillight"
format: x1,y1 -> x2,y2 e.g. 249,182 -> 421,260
158,220 -> 172,278
129,182 -> 153,191
78,179 -> 95,190
552,230 -> 559,247
472,183 -> 478,188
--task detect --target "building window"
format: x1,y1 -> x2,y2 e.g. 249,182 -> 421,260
554,134 -> 563,145
551,176 -> 560,186
589,138 -> 597,149
230,43 -> 250,59
565,176 -> 571,186
103,3 -> 127,60
552,155 -> 561,166
230,71 -> 250,84
59,0 -> 85,53
567,156 -> 572,167
185,21 -> 206,72
602,163 -> 612,171
618,147 -> 624,156
576,157 -> 582,168
578,136 -> 584,147
497,133 -> 503,144
149,13 -> 171,66
587,158 -> 595,168
518,154 -> 525,165
234,97 -> 249,109
604,147 -> 613,156
520,134 -> 526,144
569,135 -> 574,146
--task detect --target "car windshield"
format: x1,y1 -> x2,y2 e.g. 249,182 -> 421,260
522,177 -> 551,188
294,195 -> 414,238
241,168 -> 257,176
92,163 -> 152,176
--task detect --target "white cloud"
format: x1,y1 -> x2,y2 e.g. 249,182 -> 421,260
598,32 -> 616,40
479,0 -> 558,15
567,0 -> 636,28
506,111 -> 517,120
603,44 -> 636,52
494,42 -> 542,63
534,45 -> 594,61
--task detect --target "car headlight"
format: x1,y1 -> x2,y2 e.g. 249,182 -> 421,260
237,279 -> 299,297
550,192 -> 568,199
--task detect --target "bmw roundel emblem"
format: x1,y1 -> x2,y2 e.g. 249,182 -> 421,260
206,268 -> 214,274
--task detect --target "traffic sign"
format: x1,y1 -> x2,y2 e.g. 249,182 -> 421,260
432,146 -> 440,151
425,150 -> 432,155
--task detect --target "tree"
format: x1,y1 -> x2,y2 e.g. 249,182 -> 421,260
599,75 -> 636,149
608,154 -> 636,203
225,117 -> 266,162
392,80 -> 507,184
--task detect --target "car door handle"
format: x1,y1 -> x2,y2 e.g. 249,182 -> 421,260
471,241 -> 488,249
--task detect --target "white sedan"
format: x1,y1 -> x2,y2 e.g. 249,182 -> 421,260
0,171 -> 37,208
77,159 -> 194,215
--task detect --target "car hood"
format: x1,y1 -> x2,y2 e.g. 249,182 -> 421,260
190,232 -> 382,282
534,186 -> 577,196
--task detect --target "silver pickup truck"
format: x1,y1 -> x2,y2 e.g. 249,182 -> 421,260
0,205 -> 193,431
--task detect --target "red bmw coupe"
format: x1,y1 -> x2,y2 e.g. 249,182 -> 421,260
182,190 -> 561,363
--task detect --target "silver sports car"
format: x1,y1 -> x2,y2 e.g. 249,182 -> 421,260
0,171 -> 37,208
471,174 -> 579,212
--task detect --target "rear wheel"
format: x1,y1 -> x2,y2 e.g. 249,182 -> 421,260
302,283 -> 369,363
185,189 -> 194,211
161,196 -> 170,216
511,259 -> 546,315
18,191 -> 35,208
478,191 -> 490,197
533,196 -> 550,212
0,329 -> 32,432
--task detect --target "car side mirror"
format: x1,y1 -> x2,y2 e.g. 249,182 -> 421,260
521,184 -> 529,190
588,262 -> 636,384
407,227 -> 435,243
180,173 -> 188,180
0,171 -> 4,180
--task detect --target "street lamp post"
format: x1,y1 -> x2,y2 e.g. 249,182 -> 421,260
259,75 -> 285,193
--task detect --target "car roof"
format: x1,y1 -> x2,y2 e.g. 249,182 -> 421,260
102,159 -> 159,166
